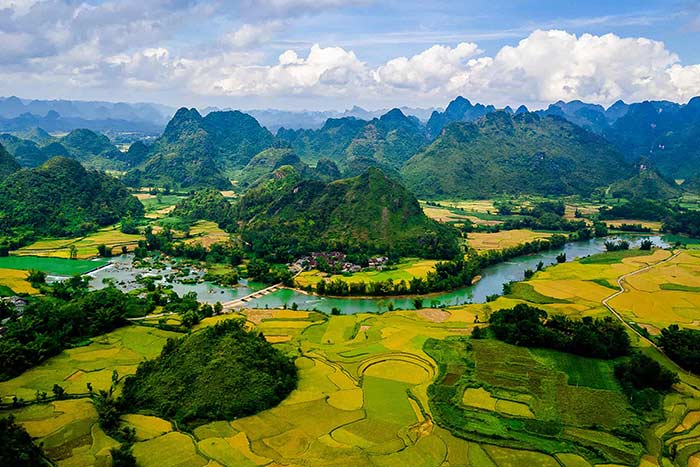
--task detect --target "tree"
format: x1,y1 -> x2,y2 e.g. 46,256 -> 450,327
26,269 -> 46,285
640,239 -> 654,251
413,298 -> 424,309
69,244 -> 78,260
120,215 -> 138,234
0,416 -> 47,466
110,444 -> 137,467
52,384 -> 66,399
96,244 -> 112,257
471,326 -> 484,339
555,253 -> 566,263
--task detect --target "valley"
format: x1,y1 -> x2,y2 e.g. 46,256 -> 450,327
2,96 -> 700,467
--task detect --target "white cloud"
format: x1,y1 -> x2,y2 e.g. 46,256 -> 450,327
227,21 -> 283,48
373,42 -> 480,92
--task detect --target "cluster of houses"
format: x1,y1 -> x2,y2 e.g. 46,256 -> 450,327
292,252 -> 389,274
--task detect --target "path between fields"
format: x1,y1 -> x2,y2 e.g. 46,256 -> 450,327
601,250 -> 699,385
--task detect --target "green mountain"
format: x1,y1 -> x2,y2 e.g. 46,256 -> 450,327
0,143 -> 20,179
426,96 -> 496,139
401,112 -> 632,198
1,128 -> 131,170
58,128 -> 128,170
343,109 -> 427,175
278,109 -> 427,176
0,157 -> 143,237
171,189 -> 236,230
121,319 -> 297,426
0,134 -> 49,167
603,98 -> 700,179
126,108 -> 276,190
278,117 -> 366,164
235,147 -> 310,189
608,166 -> 681,200
238,167 -> 460,260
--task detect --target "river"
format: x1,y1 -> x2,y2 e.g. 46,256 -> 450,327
86,235 -> 668,314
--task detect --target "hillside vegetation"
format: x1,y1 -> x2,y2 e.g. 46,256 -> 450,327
238,167 -> 461,260
0,157 -> 143,238
126,108 -> 276,189
120,319 -> 297,426
0,143 -> 20,179
402,112 -> 632,198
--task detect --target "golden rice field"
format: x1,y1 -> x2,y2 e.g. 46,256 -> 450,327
14,226 -> 143,259
295,258 -> 437,288
3,248 -> 700,466
184,220 -> 230,248
466,229 -> 553,252
0,268 -> 38,294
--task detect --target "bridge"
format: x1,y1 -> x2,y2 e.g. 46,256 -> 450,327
221,283 -> 283,311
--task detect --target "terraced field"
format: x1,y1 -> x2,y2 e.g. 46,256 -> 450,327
2,247 -> 700,466
0,255 -> 109,275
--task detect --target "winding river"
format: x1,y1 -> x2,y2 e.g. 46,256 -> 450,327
242,235 -> 670,314
87,235 -> 669,314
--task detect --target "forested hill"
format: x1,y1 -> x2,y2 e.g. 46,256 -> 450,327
1,128 -> 133,170
238,167 -> 461,260
603,97 -> 700,179
0,157 -> 143,238
278,108 -> 427,176
125,108 -> 276,190
0,143 -> 20,179
401,111 -> 633,198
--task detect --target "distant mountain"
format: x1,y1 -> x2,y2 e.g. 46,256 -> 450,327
0,157 -> 143,237
0,144 -> 20,180
401,111 -> 633,198
237,167 -> 460,260
0,96 -> 173,124
603,98 -> 700,179
59,129 -> 130,170
278,117 -> 367,164
608,166 -> 681,200
0,110 -> 164,135
279,108 -> 427,176
126,108 -> 276,190
203,105 -> 437,132
426,97 -> 497,139
0,128 -> 129,170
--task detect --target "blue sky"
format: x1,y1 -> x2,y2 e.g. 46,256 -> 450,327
1,0 -> 699,110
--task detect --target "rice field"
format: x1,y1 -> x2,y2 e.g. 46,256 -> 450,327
3,247 -> 700,466
295,258 -> 438,288
14,226 -> 143,259
0,268 -> 39,294
466,229 -> 553,252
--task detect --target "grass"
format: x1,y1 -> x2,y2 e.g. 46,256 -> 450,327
0,255 -> 109,275
579,249 -> 654,264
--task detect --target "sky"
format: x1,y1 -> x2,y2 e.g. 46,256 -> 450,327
1,0 -> 700,111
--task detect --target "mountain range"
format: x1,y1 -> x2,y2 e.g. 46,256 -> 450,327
2,94 -> 700,198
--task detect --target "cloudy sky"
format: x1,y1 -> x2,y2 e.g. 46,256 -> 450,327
1,0 -> 700,110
